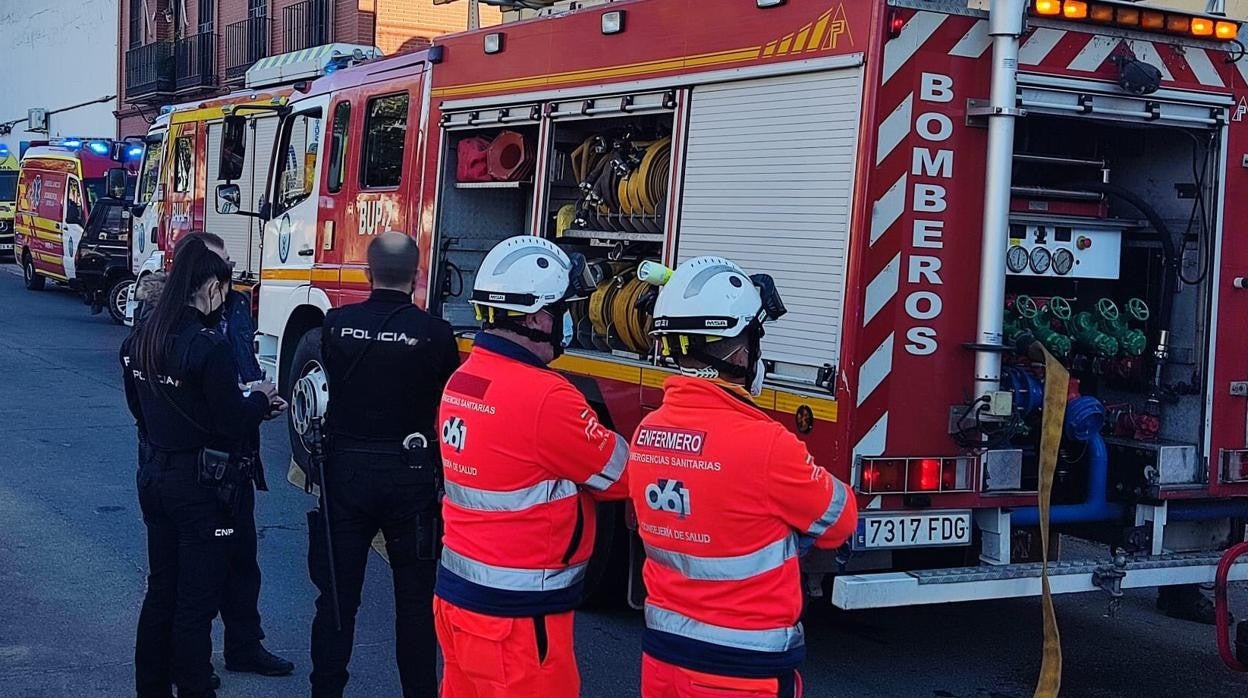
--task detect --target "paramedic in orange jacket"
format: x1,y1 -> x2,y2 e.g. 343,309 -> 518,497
629,257 -> 858,698
434,235 -> 630,698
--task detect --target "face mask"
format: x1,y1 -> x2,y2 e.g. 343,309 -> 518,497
547,308 -> 570,360
204,284 -> 227,326
749,357 -> 766,397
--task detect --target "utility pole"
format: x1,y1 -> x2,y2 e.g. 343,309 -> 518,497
469,0 -> 481,30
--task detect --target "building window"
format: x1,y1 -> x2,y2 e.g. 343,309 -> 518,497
361,94 -> 408,189
173,136 -> 193,193
129,0 -> 143,48
327,101 -> 350,194
249,0 -> 266,18
198,0 -> 215,33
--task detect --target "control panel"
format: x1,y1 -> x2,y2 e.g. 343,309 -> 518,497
1005,216 -> 1123,280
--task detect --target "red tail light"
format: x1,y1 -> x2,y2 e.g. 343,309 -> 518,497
910,459 -> 942,491
858,456 -> 975,494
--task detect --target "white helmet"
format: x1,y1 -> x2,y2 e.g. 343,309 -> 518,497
471,235 -> 573,315
650,256 -> 786,394
651,257 -> 763,339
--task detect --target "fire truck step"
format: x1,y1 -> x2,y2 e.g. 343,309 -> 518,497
830,551 -> 1248,610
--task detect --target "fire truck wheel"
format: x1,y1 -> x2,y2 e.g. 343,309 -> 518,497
22,254 -> 44,291
286,328 -> 323,473
107,278 -> 134,325
580,501 -> 630,610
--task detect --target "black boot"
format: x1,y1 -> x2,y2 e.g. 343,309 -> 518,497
224,643 -> 295,677
1157,584 -> 1228,625
210,671 -> 221,690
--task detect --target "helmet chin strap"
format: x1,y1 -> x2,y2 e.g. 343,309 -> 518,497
495,305 -> 567,359
681,324 -> 764,385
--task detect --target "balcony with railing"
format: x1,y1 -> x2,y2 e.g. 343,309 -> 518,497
225,16 -> 272,81
175,32 -> 218,92
283,0 -> 331,53
125,41 -> 175,102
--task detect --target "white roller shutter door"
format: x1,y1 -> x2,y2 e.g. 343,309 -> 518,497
248,116 -> 280,276
677,68 -> 864,379
205,122 -> 255,274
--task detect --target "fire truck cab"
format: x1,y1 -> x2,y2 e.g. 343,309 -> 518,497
222,0 -> 1248,611
123,45 -> 378,325
14,139 -> 135,291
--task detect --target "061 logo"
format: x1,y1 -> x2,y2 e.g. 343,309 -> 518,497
441,417 -> 467,453
645,479 -> 691,518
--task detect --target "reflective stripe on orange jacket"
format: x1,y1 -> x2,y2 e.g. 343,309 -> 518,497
435,333 -> 630,617
629,376 -> 857,677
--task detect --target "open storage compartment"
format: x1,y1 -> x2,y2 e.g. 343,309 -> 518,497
1002,97 -> 1223,499
434,105 -> 541,330
545,91 -> 676,358
434,91 -> 678,361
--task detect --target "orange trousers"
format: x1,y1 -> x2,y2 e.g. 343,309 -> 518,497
641,653 -> 803,698
434,596 -> 579,698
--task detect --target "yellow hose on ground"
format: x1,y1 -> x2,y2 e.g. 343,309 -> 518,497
1032,341 -> 1067,698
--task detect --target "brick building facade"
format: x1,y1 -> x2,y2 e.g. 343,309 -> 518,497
116,0 -> 499,137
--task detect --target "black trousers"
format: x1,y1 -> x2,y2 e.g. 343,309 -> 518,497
308,450 -> 439,698
135,454 -> 232,698
220,483 -> 265,658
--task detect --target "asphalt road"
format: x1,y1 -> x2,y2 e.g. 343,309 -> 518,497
1,265 -> 1247,697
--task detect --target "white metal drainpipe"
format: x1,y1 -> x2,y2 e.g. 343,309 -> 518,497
973,0 -> 1027,401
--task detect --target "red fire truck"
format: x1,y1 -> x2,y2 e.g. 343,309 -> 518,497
217,0 -> 1248,612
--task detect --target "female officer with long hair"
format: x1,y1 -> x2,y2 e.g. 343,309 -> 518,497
121,237 -> 280,698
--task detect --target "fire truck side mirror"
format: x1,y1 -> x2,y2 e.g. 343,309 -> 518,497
220,115 -> 248,182
215,183 -> 242,215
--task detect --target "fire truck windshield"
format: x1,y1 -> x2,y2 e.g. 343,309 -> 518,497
136,140 -> 162,205
0,171 -> 16,202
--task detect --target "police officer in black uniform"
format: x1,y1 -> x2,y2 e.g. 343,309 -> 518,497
309,231 -> 460,697
122,237 -> 283,698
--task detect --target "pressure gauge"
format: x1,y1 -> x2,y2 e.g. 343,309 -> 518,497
1052,248 -> 1075,276
1006,245 -> 1030,274
1030,246 -> 1052,274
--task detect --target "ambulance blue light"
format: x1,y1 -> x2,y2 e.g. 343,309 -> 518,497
0,145 -> 8,157
61,139 -> 82,148
127,145 -> 144,158
88,141 -> 110,155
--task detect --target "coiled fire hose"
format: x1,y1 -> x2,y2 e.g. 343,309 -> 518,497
1216,542 -> 1248,671
1032,340 -> 1067,698
571,136 -> 670,232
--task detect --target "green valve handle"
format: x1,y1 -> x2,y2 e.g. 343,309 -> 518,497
1095,297 -> 1120,322
1125,297 -> 1150,323
1045,296 -> 1073,322
1015,295 -> 1039,320
1098,298 -> 1150,356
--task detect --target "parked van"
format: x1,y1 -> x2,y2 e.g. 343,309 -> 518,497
0,144 -> 18,261
14,139 -> 135,290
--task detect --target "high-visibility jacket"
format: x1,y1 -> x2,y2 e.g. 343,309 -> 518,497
435,333 -> 630,617
629,376 -> 858,677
